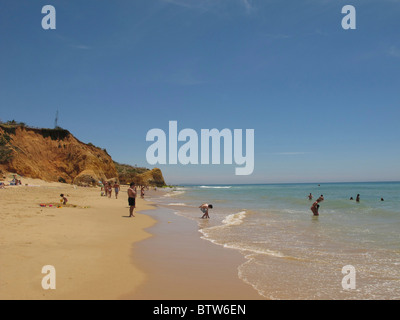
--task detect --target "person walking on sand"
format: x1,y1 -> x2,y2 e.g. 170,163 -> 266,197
104,182 -> 109,197
141,186 -> 145,199
128,182 -> 137,217
199,203 -> 213,219
114,182 -> 120,199
311,199 -> 321,216
107,182 -> 113,198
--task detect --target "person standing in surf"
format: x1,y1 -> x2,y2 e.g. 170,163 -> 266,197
199,203 -> 213,219
311,199 -> 321,216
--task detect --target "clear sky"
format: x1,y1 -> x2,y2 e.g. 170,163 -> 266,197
1,0 -> 399,184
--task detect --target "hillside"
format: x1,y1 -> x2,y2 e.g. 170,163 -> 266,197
114,162 -> 166,187
0,122 -> 166,187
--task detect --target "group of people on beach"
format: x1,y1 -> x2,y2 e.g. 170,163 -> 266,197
0,174 -> 23,188
101,181 -> 120,199
11,179 -> 22,185
126,182 -> 213,219
0,180 -> 22,188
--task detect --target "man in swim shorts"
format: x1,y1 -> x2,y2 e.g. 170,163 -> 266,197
128,182 -> 137,217
199,203 -> 213,219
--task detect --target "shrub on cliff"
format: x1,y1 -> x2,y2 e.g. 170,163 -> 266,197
0,133 -> 14,164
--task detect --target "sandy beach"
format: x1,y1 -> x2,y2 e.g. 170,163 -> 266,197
0,179 -> 263,300
0,178 -> 156,300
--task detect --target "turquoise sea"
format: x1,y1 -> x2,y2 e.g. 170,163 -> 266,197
150,182 -> 400,299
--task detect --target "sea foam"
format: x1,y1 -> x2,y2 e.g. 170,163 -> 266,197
222,211 -> 247,226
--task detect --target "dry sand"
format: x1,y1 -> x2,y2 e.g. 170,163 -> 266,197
0,178 -> 263,300
0,178 -> 156,300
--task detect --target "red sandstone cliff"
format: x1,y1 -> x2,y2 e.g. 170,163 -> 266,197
0,125 -> 117,185
0,124 -> 166,187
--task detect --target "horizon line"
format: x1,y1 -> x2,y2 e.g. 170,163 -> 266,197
171,180 -> 400,186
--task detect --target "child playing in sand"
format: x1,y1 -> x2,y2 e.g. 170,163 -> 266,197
60,194 -> 68,205
199,203 -> 213,219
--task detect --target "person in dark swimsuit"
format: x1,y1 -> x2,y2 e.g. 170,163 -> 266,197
311,199 -> 321,216
128,182 -> 137,217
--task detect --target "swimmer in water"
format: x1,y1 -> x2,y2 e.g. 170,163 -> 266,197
310,199 -> 321,216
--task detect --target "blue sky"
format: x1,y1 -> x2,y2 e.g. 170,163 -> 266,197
1,0 -> 399,184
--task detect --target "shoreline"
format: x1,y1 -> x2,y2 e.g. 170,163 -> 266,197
1,180 -> 263,300
130,197 -> 264,300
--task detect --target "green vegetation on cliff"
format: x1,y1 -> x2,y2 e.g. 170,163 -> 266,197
0,131 -> 13,164
114,162 -> 166,187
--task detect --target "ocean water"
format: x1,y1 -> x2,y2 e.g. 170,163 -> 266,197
149,183 -> 400,300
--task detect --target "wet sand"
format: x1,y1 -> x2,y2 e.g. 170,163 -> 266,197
130,204 -> 263,300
